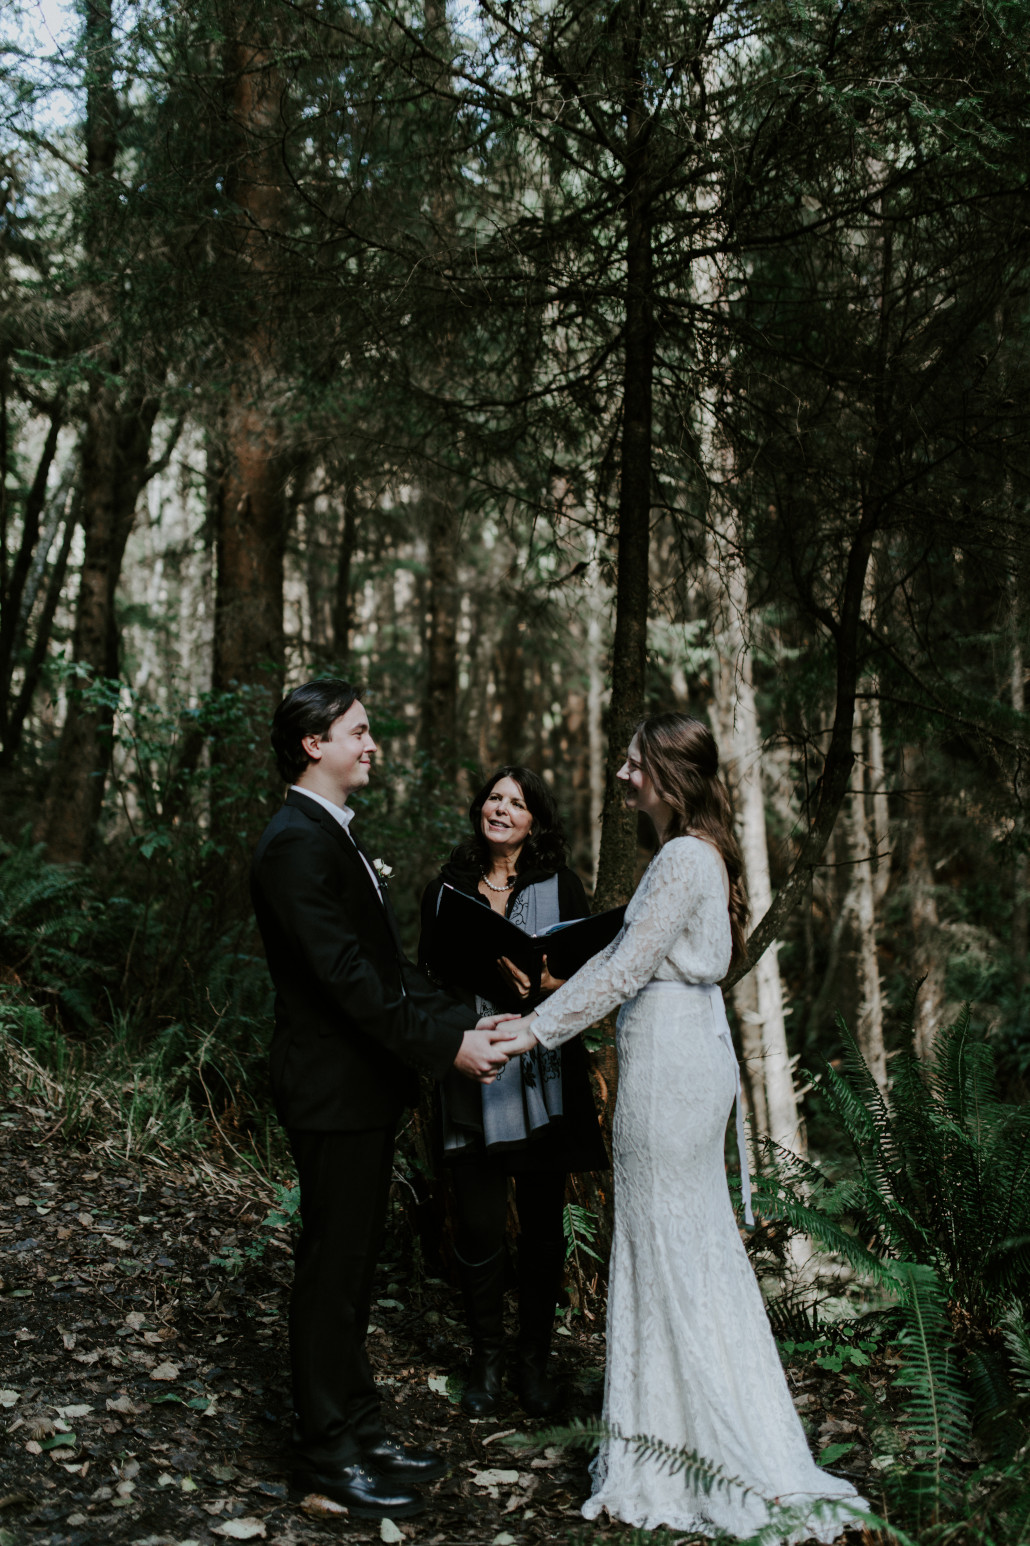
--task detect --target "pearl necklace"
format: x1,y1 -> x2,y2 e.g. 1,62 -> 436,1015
481,871 -> 516,892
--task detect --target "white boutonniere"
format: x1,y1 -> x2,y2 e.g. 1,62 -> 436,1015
372,858 -> 393,883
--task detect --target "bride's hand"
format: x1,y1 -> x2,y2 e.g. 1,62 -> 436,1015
494,1013 -> 540,1058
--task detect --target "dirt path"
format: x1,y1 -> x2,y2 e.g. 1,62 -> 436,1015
1,1104 -> 881,1546
0,1104 -> 613,1546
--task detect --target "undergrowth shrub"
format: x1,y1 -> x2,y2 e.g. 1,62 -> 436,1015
751,993 -> 1030,1541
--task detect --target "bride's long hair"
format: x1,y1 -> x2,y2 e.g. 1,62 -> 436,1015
634,713 -> 750,966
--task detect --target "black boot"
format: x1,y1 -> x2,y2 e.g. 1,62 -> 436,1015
514,1230 -> 565,1419
456,1248 -> 506,1418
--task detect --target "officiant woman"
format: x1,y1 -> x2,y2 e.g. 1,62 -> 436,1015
419,766 -> 607,1420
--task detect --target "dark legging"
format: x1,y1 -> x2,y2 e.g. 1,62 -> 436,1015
451,1164 -> 566,1267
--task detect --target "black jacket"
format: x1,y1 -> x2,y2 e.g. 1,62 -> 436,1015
251,790 -> 471,1131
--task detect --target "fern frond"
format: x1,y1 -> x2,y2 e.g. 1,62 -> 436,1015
999,1302 -> 1030,1399
892,1262 -> 970,1499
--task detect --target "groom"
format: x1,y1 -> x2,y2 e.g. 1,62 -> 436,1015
251,679 -> 513,1519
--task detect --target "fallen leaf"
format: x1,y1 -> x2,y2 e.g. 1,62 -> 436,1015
40,1434 -> 78,1452
212,1518 -> 266,1539
149,1361 -> 180,1382
473,1469 -> 520,1487
380,1520 -> 405,1544
492,1535 -> 517,1545
56,1404 -> 93,1419
106,1395 -> 139,1414
427,1375 -> 448,1395
299,1493 -> 349,1520
819,1442 -> 855,1466
0,1393 -> 19,1409
125,1311 -> 146,1331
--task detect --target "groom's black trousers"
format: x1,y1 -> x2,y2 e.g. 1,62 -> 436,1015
287,1125 -> 396,1468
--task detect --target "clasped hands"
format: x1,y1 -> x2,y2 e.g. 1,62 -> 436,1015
453,1012 -> 543,1083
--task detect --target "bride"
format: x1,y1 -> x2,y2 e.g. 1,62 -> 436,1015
496,714 -> 866,1541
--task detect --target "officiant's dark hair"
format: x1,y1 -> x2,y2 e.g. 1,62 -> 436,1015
635,714 -> 750,966
271,678 -> 363,783
455,765 -> 569,875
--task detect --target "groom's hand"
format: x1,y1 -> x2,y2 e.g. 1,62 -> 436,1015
475,1012 -> 521,1031
454,1027 -> 515,1083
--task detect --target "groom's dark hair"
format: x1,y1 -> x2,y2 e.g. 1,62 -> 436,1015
271,678 -> 363,783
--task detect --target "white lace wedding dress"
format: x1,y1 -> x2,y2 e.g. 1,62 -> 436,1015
531,836 -> 866,1542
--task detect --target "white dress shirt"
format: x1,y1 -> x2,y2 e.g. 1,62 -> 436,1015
290,785 -> 385,904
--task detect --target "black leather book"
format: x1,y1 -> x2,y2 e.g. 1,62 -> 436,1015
429,884 -> 626,1001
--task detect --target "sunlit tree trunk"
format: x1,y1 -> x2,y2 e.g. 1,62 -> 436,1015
867,691 -> 891,909
711,539 -> 804,1160
904,744 -> 946,1059
845,707 -> 887,1089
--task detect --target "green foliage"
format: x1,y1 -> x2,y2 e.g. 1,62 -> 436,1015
756,992 -> 1030,1539
889,1263 -> 971,1512
563,1202 -> 603,1265
0,834 -> 123,1027
209,1182 -> 299,1276
757,997 -> 1030,1331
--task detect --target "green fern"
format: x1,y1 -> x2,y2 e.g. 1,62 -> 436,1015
891,1264 -> 970,1495
523,1415 -> 758,1502
759,997 -> 1030,1332
999,1304 -> 1030,1400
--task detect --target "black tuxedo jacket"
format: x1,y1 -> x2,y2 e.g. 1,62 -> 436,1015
251,789 -> 470,1130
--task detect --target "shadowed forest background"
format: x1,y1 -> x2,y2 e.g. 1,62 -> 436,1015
2,1 -> 1030,1541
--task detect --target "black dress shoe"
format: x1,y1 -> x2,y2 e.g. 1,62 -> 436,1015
290,1461 -> 425,1518
361,1438 -> 449,1482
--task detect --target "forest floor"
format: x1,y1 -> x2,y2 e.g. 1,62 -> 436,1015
0,1102 -> 884,1546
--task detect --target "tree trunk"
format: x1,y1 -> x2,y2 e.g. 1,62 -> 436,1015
846,707 -> 887,1089
592,4 -> 653,918
419,483 -> 461,776
904,746 -> 946,1059
1011,581 -> 1027,995
332,490 -> 359,671
0,405 -> 63,746
211,19 -> 289,703
866,689 -> 891,908
731,666 -> 804,1157
710,530 -> 804,1160
41,389 -> 159,861
40,0 -> 162,860
586,544 -> 607,886
212,405 -> 287,694
1,503 -> 78,769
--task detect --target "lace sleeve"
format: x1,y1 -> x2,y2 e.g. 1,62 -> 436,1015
531,838 -> 723,1048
